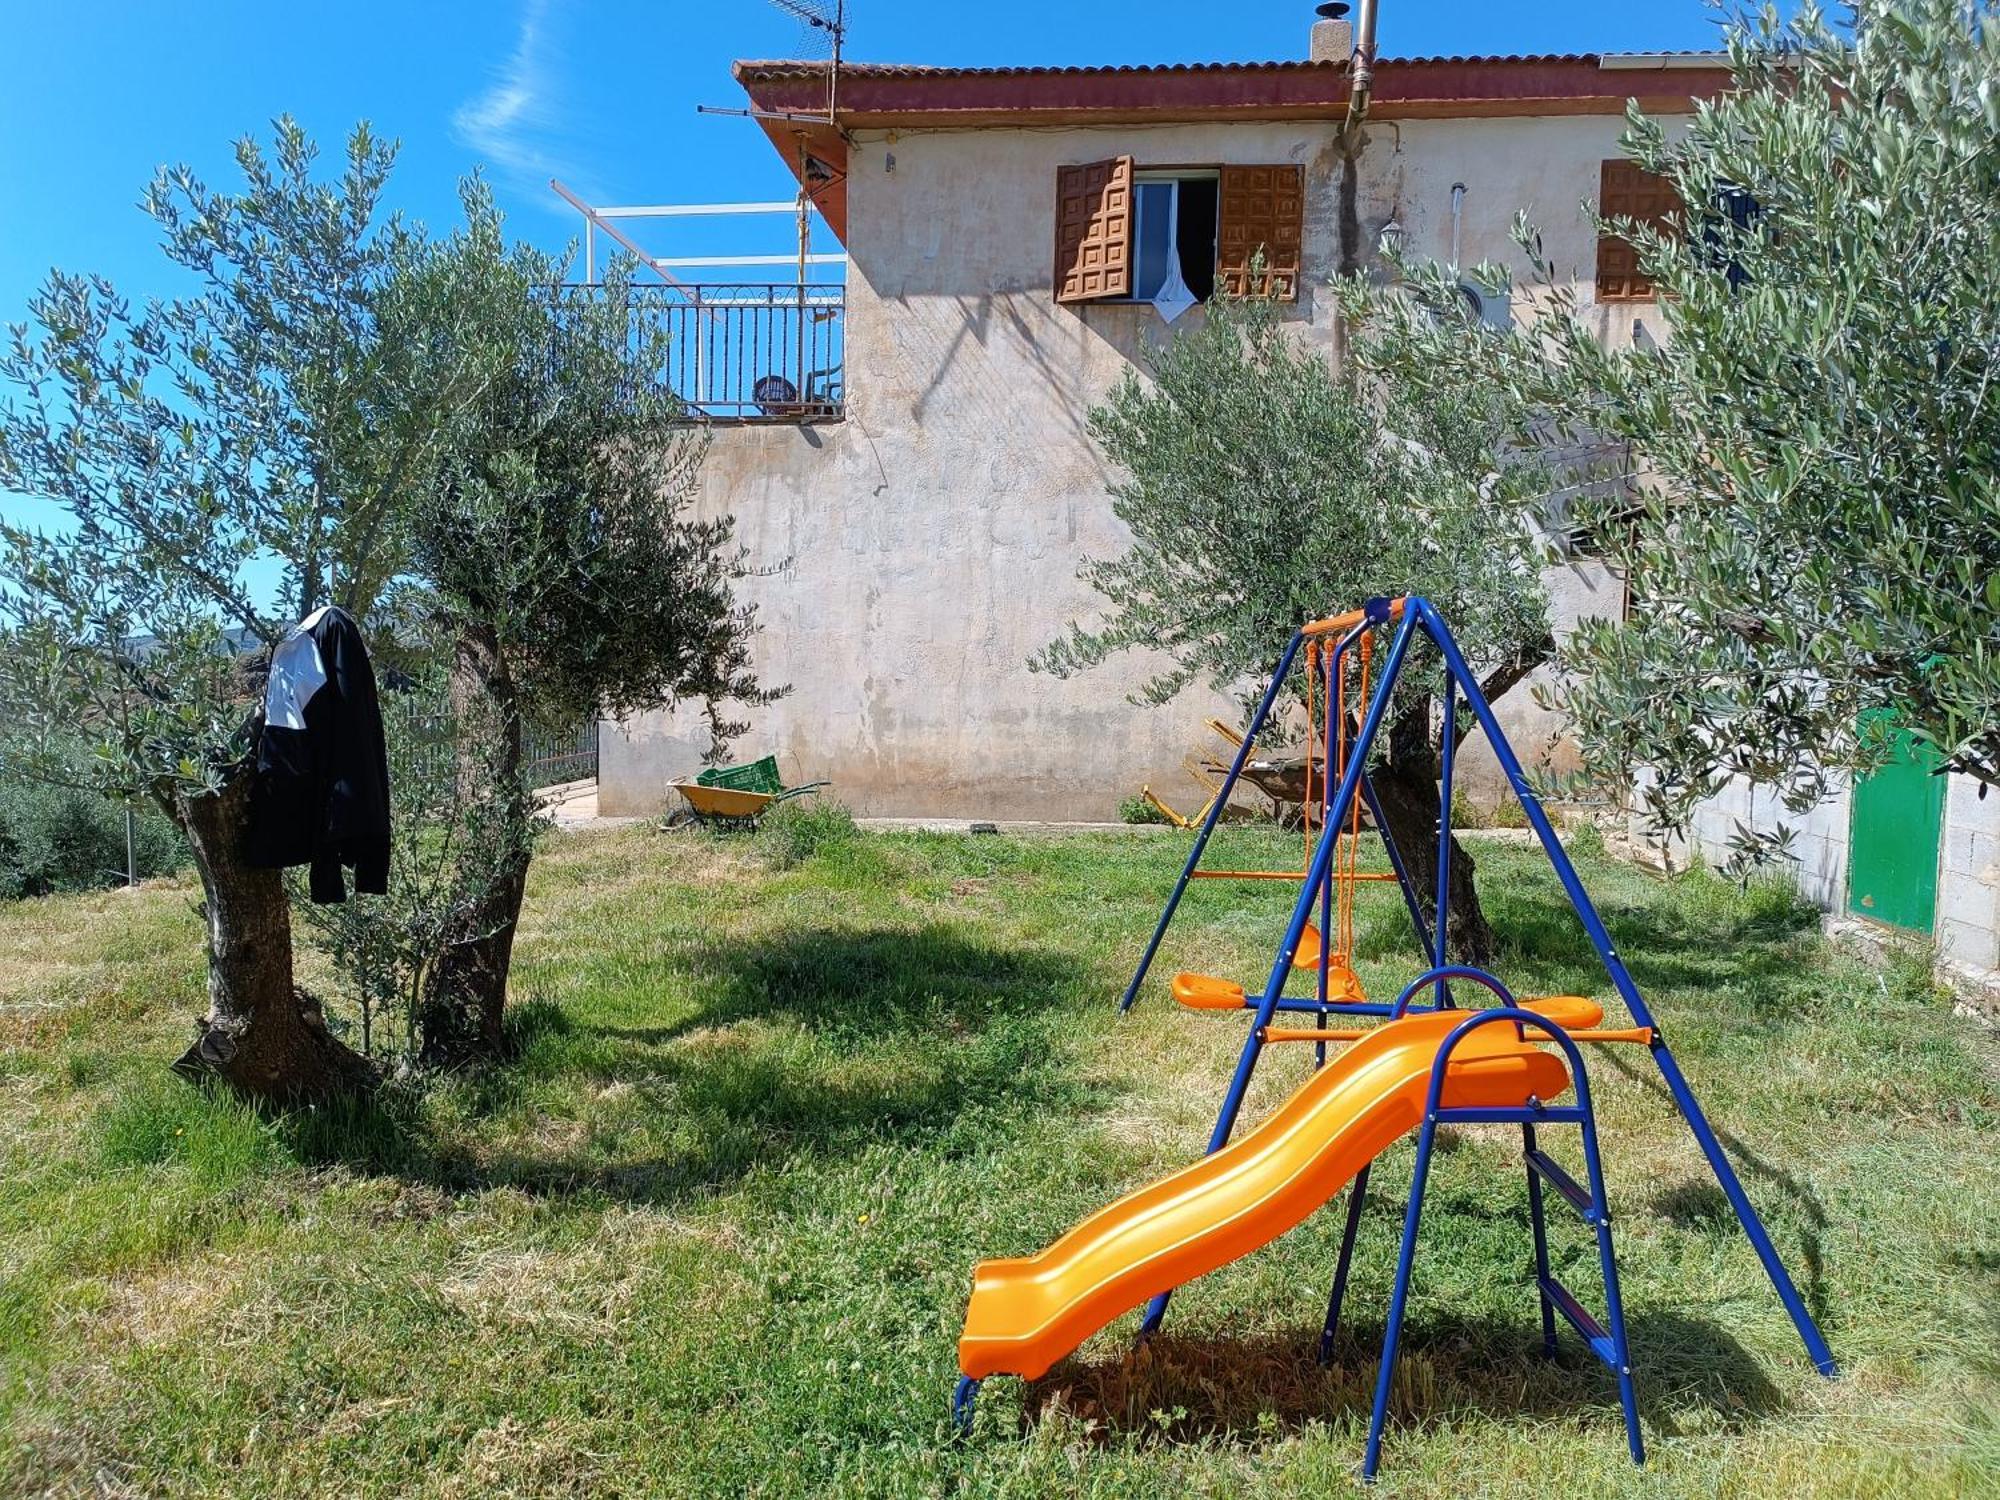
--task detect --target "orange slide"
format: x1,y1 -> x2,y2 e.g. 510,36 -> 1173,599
958,1007 -> 1575,1383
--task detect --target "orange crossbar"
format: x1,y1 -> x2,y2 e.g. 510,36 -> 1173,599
1562,1027 -> 1655,1046
1257,1023 -> 1652,1048
1301,595 -> 1408,639
1190,870 -> 1399,882
1259,1027 -> 1368,1044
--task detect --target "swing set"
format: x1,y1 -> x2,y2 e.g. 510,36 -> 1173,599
952,596 -> 1837,1479
1167,622 -> 1401,1011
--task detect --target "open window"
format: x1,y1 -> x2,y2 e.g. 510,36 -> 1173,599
1698,184 -> 1762,291
1055,159 -> 1300,308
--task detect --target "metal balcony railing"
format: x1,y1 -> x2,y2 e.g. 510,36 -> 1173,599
555,282 -> 845,423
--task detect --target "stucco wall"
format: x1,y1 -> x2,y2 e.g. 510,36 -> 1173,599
602,111 -> 1673,819
1354,114 -> 1675,353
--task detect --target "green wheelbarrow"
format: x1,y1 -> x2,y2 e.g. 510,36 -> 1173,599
669,755 -> 829,826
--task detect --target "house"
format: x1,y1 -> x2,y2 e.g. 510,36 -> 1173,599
597,18 -> 1732,822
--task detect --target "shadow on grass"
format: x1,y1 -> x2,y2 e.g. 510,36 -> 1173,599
1348,868 -> 1840,1349
282,924 -> 1097,1207
1485,884 -> 1819,1016
1594,1044 -> 1837,1329
1023,1307 -> 1783,1447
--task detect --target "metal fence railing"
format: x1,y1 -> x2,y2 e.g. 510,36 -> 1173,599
555,281 -> 845,423
523,720 -> 599,789
386,697 -> 598,793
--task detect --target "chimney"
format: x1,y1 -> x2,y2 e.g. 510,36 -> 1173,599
1310,0 -> 1352,64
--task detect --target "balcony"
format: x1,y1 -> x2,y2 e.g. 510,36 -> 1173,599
556,281 -> 845,425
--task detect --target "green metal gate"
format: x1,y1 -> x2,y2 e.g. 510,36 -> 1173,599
1847,717 -> 1944,932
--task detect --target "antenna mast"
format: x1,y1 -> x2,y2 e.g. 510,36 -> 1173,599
764,0 -> 846,122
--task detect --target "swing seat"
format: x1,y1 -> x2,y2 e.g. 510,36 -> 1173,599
1293,922 -> 1324,972
1172,973 -> 1247,1010
1323,963 -> 1367,1005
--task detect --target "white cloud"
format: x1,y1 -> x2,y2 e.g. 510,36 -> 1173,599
453,0 -> 572,193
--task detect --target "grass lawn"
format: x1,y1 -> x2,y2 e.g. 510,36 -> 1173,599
2,818 -> 1997,1497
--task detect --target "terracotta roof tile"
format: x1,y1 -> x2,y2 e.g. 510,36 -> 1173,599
733,52 -> 1725,81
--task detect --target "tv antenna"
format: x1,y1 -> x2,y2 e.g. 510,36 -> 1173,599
768,0 -> 846,121
698,0 -> 849,128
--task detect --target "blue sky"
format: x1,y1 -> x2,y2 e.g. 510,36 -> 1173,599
1,0 -> 1732,310
0,0 -> 1730,541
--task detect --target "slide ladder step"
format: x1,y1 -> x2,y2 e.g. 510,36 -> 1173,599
1526,1148 -> 1599,1223
1540,1274 -> 1618,1369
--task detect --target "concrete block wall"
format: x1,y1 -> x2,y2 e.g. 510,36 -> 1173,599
1939,777 -> 2000,972
1684,774 -> 1851,911
1660,767 -> 2000,986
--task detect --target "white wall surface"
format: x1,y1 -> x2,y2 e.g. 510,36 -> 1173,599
603,111 -> 1683,820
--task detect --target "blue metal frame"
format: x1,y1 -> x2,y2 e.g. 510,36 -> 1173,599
1137,601 -> 1423,1336
1363,1004 -> 1642,1478
1118,630 -> 1309,1013
1408,597 -> 1837,1378
958,595 -> 1838,1460
951,1375 -> 980,1436
1119,612 -> 1435,1014
1432,666 -> 1457,1010
1144,599 -> 1835,1382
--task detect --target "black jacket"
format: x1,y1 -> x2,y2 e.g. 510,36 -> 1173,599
246,605 -> 391,903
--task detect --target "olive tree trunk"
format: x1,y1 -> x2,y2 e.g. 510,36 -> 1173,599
1368,704 -> 1496,965
1353,637 -> 1555,968
416,621 -> 531,1068
171,770 -> 375,1102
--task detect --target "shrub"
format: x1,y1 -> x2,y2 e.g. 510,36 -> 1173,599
1565,820 -> 1607,860
760,799 -> 858,869
0,781 -> 186,899
1118,794 -> 1170,826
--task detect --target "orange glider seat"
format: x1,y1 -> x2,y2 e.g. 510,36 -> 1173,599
1517,994 -> 1605,1031
1172,972 -> 1246,1010
1175,925 -> 1361,1011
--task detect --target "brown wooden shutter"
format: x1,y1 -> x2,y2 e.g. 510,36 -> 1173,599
1595,159 -> 1683,303
1053,156 -> 1135,304
1217,165 -> 1304,301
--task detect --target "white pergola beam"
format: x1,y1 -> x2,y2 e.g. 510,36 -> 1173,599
593,201 -> 826,219
651,253 -> 846,268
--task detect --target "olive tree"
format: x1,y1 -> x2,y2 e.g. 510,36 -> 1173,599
0,122 -> 483,1100
1034,295 -> 1552,960
369,192 -> 772,1067
1370,0 -> 2000,845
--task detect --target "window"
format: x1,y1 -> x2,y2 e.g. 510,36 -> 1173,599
1698,184 -> 1761,291
1132,173 -> 1218,303
1594,158 -> 1683,303
1055,159 -> 1300,307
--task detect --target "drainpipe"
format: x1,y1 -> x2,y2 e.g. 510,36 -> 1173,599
1328,0 -> 1382,375
1344,0 -> 1379,141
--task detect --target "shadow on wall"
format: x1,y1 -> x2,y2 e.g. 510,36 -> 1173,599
889,278 -> 1328,452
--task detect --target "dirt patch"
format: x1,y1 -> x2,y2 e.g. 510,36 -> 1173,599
442,1414 -> 606,1498
82,1258 -> 248,1351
